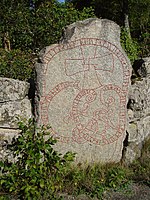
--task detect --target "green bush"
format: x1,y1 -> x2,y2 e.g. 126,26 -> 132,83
0,119 -> 75,199
0,1 -> 95,80
121,28 -> 140,64
62,164 -> 106,198
32,3 -> 95,50
0,49 -> 34,80
0,1 -> 95,52
105,165 -> 130,189
139,32 -> 150,57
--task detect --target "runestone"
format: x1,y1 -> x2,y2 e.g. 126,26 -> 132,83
36,19 -> 132,163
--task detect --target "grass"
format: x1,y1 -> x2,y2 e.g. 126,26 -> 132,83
59,162 -> 132,199
58,138 -> 150,199
1,127 -> 150,200
129,138 -> 150,186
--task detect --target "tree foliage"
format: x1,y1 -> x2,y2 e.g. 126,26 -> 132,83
67,0 -> 150,57
0,48 -> 34,80
0,0 -> 95,52
0,0 -> 95,80
0,0 -> 149,80
129,0 -> 150,56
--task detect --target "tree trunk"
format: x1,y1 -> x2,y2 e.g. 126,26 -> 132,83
123,0 -> 131,38
3,32 -> 11,51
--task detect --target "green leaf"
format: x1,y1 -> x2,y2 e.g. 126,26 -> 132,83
40,179 -> 45,188
9,186 -> 14,192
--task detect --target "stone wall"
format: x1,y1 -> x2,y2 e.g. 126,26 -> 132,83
0,77 -> 32,159
124,57 -> 150,163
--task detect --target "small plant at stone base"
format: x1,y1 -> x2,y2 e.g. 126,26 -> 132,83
0,119 -> 75,200
105,164 -> 132,191
63,163 -> 107,199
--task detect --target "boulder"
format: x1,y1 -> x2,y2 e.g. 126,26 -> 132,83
0,77 -> 30,102
36,18 -> 132,163
0,98 -> 32,128
0,77 -> 32,160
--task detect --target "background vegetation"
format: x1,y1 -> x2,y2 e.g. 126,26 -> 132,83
0,0 -> 94,80
0,0 -> 149,80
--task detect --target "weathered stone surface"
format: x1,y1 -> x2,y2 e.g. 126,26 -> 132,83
128,78 -> 150,121
0,77 -> 32,158
0,77 -> 32,129
0,98 -> 32,128
0,77 -> 32,160
133,57 -> 150,78
0,128 -> 21,161
125,58 -> 150,163
0,77 -> 30,102
36,18 -> 132,163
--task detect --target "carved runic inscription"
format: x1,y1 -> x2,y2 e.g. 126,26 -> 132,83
39,38 -> 130,145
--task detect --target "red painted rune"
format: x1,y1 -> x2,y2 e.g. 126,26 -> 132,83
38,38 -> 130,146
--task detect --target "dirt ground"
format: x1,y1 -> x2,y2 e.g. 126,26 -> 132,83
102,183 -> 150,200
61,183 -> 150,200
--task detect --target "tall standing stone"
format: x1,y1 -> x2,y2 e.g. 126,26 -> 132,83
36,18 -> 132,163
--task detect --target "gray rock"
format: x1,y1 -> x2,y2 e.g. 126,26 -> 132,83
132,57 -> 150,78
0,98 -> 32,128
36,18 -> 132,163
0,128 -> 21,161
102,183 -> 150,200
128,78 -> 150,120
0,77 -> 30,102
125,58 -> 150,163
0,78 -> 32,160
0,77 -> 32,128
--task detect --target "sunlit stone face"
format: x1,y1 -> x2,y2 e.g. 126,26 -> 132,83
36,19 -> 131,163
